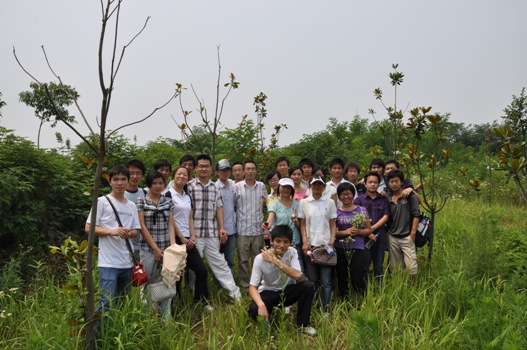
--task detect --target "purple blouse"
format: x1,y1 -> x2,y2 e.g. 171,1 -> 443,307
335,206 -> 370,250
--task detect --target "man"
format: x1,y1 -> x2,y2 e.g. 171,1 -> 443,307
298,174 -> 337,314
234,159 -> 268,288
354,170 -> 390,281
231,161 -> 244,183
248,225 -> 316,336
275,156 -> 291,179
298,157 -> 315,189
154,158 -> 172,183
386,169 -> 420,282
180,154 -> 196,180
124,159 -> 147,261
187,154 -> 241,301
384,159 -> 422,200
325,157 -> 353,207
85,165 -> 141,315
215,159 -> 237,277
369,158 -> 386,194
345,161 -> 366,196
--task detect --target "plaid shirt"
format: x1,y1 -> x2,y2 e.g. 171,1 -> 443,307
137,195 -> 174,252
187,178 -> 224,238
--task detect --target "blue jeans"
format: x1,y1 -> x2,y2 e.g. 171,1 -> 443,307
370,236 -> 387,281
224,234 -> 237,277
303,255 -> 333,311
97,267 -> 132,314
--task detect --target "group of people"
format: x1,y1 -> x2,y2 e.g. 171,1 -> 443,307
86,153 -> 422,335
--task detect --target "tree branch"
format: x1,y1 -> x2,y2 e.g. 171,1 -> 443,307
112,16 -> 150,81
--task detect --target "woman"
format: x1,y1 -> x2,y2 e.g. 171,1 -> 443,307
289,166 -> 308,202
345,162 -> 366,196
266,170 -> 282,207
137,170 -> 176,320
335,182 -> 372,298
265,178 -> 302,265
166,166 -> 211,309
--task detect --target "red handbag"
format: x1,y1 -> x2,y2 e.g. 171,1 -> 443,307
131,261 -> 149,287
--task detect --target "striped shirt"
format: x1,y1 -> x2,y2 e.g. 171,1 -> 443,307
187,178 -> 223,238
234,180 -> 267,236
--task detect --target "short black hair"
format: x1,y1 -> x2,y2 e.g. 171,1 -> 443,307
369,158 -> 385,171
313,166 -> 328,179
196,154 -> 212,165
179,154 -> 196,167
298,157 -> 315,169
363,170 -> 381,184
146,170 -> 166,187
108,165 -> 130,181
270,224 -> 293,242
344,162 -> 361,175
337,182 -> 356,198
275,156 -> 290,167
385,159 -> 401,169
232,161 -> 243,168
266,169 -> 281,182
243,159 -> 258,171
125,159 -> 145,174
386,169 -> 405,182
154,158 -> 172,172
328,157 -> 345,169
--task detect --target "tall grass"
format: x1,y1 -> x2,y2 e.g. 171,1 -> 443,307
1,200 -> 526,349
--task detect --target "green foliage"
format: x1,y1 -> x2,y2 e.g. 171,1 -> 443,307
0,91 -> 6,117
0,126 -> 89,256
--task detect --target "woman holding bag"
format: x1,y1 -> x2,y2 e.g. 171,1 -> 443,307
137,170 -> 176,320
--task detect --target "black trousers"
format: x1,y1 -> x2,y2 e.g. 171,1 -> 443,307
335,247 -> 370,298
176,237 -> 209,302
248,281 -> 315,327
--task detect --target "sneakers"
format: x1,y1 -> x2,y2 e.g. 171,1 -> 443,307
204,304 -> 214,312
301,326 -> 317,336
285,306 -> 291,314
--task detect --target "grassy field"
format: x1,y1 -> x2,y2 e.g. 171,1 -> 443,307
1,200 -> 526,349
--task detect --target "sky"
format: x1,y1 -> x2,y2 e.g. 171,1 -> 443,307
1,0 -> 526,149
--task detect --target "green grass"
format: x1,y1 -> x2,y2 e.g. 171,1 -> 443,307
1,200 -> 526,349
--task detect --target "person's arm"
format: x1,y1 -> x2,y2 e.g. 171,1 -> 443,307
350,218 -> 372,236
85,223 -> 132,238
216,206 -> 227,243
168,211 -> 176,246
265,211 -> 276,229
261,248 -> 302,280
138,211 -> 163,261
248,284 -> 269,321
300,218 -> 309,254
328,218 -> 337,246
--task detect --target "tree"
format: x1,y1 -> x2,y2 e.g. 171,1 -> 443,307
493,88 -> 527,205
19,82 -> 79,148
14,1 -> 178,347
0,92 -> 6,117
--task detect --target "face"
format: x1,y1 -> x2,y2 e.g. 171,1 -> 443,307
127,166 -> 143,188
217,168 -> 231,182
310,182 -> 325,196
371,164 -> 384,176
271,236 -> 291,256
385,163 -> 398,175
301,164 -> 313,177
196,159 -> 212,180
346,168 -> 359,182
244,162 -> 257,181
181,160 -> 195,178
365,175 -> 380,193
338,189 -> 354,205
232,164 -> 244,181
388,177 -> 402,193
149,177 -> 166,196
290,169 -> 302,184
157,166 -> 171,181
174,167 -> 189,186
267,174 -> 279,191
279,185 -> 293,198
330,164 -> 343,179
110,174 -> 128,194
276,161 -> 289,178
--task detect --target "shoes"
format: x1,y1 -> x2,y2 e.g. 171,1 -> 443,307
204,304 -> 214,312
302,326 -> 317,336
285,306 -> 291,314
323,312 -> 330,319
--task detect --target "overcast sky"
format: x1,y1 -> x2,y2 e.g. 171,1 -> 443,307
1,1 -> 526,149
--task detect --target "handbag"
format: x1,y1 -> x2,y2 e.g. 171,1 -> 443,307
145,261 -> 177,304
105,195 -> 148,287
311,246 -> 337,266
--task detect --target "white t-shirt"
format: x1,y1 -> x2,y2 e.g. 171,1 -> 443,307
297,195 -> 337,247
168,187 -> 192,238
249,247 -> 301,292
86,196 -> 141,269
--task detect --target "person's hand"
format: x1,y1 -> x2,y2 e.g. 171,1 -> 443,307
410,231 -> 416,241
302,241 -> 309,254
368,233 -> 377,241
219,229 -> 228,244
257,304 -> 269,321
261,247 -> 275,264
350,227 -> 359,235
114,227 -> 130,239
154,247 -> 163,261
401,188 -> 413,198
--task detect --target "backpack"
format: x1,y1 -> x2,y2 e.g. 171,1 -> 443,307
415,212 -> 432,248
